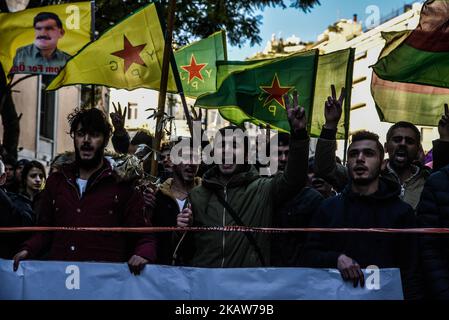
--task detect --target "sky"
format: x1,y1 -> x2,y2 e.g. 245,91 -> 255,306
228,0 -> 423,60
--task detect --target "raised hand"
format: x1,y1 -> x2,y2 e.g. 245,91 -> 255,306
284,90 -> 307,133
324,85 -> 346,130
438,103 -> 449,142
110,102 -> 127,132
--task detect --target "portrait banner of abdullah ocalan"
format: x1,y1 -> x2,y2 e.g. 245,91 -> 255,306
0,2 -> 92,78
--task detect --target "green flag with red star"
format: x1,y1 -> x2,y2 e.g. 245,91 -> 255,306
174,30 -> 227,98
47,3 -> 177,91
195,50 -> 318,132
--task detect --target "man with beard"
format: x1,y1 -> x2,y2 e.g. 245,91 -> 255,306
313,86 -> 448,210
11,12 -> 70,75
302,130 -> 422,299
181,92 -> 310,267
13,108 -> 156,275
143,137 -> 198,265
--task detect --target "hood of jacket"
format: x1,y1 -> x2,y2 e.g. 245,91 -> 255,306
55,151 -> 143,183
159,176 -> 202,201
342,176 -> 401,202
201,164 -> 260,191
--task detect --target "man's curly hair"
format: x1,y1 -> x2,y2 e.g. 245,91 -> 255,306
67,108 -> 112,147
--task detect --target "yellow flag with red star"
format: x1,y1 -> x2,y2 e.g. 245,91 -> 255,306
47,3 -> 177,92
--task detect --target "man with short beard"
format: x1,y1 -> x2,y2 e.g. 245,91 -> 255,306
302,131 -> 422,299
144,138 -> 198,265
383,122 -> 430,209
182,92 -> 310,267
313,86 -> 449,210
13,108 -> 156,275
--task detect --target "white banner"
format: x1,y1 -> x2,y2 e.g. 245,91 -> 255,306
0,259 -> 403,300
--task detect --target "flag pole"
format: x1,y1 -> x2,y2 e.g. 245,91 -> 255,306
90,0 -> 96,108
149,0 -> 177,177
342,48 -> 355,164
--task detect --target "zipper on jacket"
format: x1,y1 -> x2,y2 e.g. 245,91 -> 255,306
221,186 -> 227,268
65,175 -> 82,201
387,162 -> 421,200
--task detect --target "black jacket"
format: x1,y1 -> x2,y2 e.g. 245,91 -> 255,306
417,164 -> 449,299
0,190 -> 35,259
271,187 -> 324,266
302,178 -> 423,300
152,177 -> 201,265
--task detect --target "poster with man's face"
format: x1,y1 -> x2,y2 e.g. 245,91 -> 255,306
0,2 -> 91,77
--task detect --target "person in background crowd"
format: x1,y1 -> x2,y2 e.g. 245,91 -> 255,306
109,102 -> 154,155
0,160 -> 35,259
307,156 -> 337,199
17,160 -> 46,203
2,156 -> 18,193
14,159 -> 29,187
13,107 -> 156,275
145,137 -> 199,265
417,155 -> 449,298
430,104 -> 449,172
302,130 -> 423,300
158,142 -> 174,181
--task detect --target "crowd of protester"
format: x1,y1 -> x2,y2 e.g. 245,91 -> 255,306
2,85 -> 449,299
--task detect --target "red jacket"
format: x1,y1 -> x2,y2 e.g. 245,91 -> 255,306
23,159 -> 156,263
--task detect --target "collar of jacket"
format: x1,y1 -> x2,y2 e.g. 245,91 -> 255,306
342,176 -> 401,201
384,161 -> 430,184
158,176 -> 202,202
61,158 -> 115,188
201,164 -> 259,191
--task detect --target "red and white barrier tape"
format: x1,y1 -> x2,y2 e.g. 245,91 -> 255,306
0,226 -> 448,234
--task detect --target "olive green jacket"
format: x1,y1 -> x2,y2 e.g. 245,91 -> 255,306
186,136 -> 310,267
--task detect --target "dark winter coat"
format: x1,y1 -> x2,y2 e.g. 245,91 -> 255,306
302,178 -> 423,300
271,187 -> 324,266
0,190 -> 35,259
22,159 -> 156,263
185,132 -> 310,267
152,177 -> 201,265
417,164 -> 449,299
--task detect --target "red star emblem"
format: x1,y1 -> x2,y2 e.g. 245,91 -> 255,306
181,54 -> 207,83
111,36 -> 147,73
260,74 -> 293,108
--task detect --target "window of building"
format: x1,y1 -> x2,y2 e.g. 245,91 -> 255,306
40,75 -> 56,140
128,102 -> 138,120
